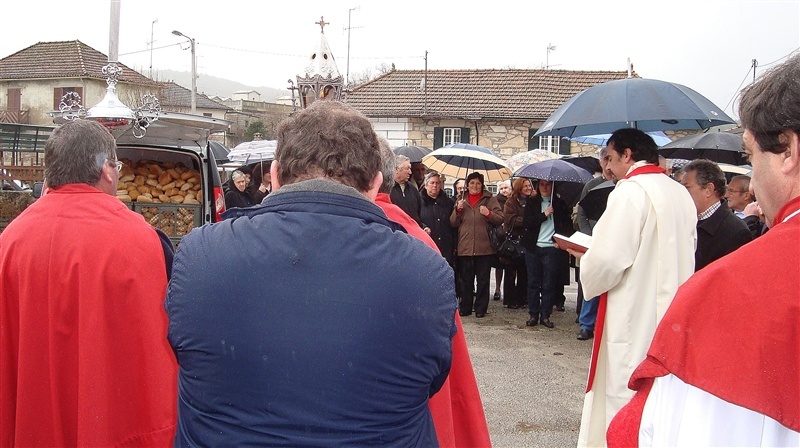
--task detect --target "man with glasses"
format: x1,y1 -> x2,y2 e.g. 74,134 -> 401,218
0,119 -> 177,446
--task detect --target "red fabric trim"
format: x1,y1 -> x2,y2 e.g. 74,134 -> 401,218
773,195 -> 800,224
586,292 -> 608,393
607,378 -> 654,448
624,164 -> 666,179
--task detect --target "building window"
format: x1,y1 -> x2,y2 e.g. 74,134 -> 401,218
538,135 -> 560,154
443,128 -> 462,146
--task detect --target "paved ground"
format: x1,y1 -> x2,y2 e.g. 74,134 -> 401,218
461,270 -> 592,447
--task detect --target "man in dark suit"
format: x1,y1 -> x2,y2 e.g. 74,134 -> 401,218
680,159 -> 752,271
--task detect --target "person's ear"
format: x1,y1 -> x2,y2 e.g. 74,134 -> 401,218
780,130 -> 800,175
623,148 -> 633,162
365,171 -> 382,201
100,161 -> 116,184
270,161 -> 282,190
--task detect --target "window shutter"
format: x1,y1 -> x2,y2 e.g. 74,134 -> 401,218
460,127 -> 470,144
7,88 -> 21,110
433,127 -> 443,149
559,137 -> 571,155
53,88 -> 64,111
528,128 -> 540,150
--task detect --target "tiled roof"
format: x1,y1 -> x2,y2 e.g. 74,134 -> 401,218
0,40 -> 158,86
345,69 -> 635,120
158,81 -> 230,110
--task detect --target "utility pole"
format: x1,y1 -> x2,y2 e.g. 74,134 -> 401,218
752,58 -> 758,83
345,6 -> 360,86
423,50 -> 428,116
149,19 -> 157,78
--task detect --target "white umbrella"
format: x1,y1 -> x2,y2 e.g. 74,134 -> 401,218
421,143 -> 512,183
227,140 -> 277,164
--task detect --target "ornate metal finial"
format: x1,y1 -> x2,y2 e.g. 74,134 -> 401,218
59,91 -> 86,121
101,62 -> 123,87
315,16 -> 328,33
131,93 -> 161,138
287,79 -> 298,112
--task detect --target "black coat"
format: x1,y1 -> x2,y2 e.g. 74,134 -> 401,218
695,201 -> 752,271
420,190 -> 456,264
390,182 -> 422,226
521,194 -> 573,251
224,188 -> 254,210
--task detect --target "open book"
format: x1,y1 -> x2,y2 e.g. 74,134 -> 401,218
553,232 -> 592,253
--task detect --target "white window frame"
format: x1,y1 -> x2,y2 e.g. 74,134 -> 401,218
538,135 -> 560,153
443,127 -> 462,146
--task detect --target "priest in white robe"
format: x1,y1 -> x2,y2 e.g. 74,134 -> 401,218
568,128 -> 697,448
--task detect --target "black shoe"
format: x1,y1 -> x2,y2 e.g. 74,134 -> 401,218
525,318 -> 538,327
556,305 -> 566,312
541,319 -> 554,329
459,311 -> 471,317
493,292 -> 501,301
575,317 -> 580,324
577,329 -> 594,340
476,313 -> 486,318
508,304 -> 519,309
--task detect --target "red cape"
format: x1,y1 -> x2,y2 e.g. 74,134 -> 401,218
608,196 -> 800,446
1,184 -> 177,446
376,193 -> 492,447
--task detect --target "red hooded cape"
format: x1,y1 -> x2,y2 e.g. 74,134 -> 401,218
1,184 -> 177,446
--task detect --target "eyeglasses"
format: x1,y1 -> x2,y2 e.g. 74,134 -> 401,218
107,159 -> 123,172
727,189 -> 747,194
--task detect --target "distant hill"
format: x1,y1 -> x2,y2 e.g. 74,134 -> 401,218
146,68 -> 289,102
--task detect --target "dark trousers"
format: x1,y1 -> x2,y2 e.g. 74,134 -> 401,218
458,255 -> 493,316
526,246 -> 564,321
502,261 -> 527,308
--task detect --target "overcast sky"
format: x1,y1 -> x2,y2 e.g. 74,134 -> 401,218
2,0 -> 798,119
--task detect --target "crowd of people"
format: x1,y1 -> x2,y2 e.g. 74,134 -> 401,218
2,54 -> 799,447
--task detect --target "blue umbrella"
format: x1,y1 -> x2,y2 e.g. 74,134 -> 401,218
535,78 -> 736,138
514,159 -> 594,184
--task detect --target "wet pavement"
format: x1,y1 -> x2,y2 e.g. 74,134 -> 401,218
462,270 -> 592,447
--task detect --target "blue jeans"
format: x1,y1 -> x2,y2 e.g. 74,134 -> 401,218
579,295 -> 599,331
525,246 -> 563,321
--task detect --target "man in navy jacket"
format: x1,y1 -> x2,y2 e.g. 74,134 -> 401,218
166,100 -> 457,447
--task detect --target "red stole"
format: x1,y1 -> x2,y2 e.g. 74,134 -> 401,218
585,163 -> 667,392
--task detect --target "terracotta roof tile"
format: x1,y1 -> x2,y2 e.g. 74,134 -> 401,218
345,69 -> 635,120
0,40 -> 158,86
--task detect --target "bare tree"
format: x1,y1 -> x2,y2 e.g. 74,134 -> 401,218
348,62 -> 394,87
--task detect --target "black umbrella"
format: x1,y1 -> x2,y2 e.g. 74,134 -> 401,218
534,78 -> 736,138
578,180 -> 614,221
561,155 -> 601,175
393,145 -> 432,163
208,141 -> 230,162
659,132 -> 746,165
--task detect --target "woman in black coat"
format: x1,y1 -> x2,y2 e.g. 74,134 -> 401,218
224,170 -> 255,210
420,172 -> 456,265
521,179 -> 572,328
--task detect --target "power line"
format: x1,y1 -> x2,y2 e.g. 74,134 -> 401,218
723,47 -> 800,114
120,42 -> 182,56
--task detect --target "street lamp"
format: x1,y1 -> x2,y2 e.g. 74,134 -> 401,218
172,30 -> 196,113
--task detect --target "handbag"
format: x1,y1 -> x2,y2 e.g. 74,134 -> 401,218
488,223 -> 506,250
497,230 -> 525,262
